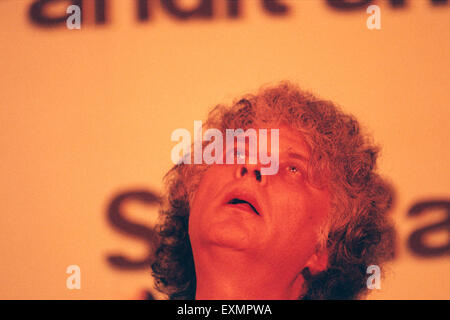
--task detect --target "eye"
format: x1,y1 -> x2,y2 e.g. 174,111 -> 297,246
288,166 -> 298,173
224,147 -> 246,163
281,161 -> 307,184
236,150 -> 245,161
286,165 -> 303,178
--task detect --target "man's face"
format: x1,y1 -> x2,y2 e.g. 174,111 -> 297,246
189,125 -> 331,275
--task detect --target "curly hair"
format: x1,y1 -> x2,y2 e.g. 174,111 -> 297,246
151,81 -> 396,300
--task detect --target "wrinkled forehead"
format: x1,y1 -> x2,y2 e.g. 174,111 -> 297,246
233,121 -> 312,158
277,125 -> 312,159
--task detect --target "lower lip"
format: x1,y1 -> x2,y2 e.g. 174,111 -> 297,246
226,203 -> 259,216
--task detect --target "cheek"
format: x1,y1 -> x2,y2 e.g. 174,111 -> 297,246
189,170 -> 215,236
301,193 -> 329,226
271,188 -> 330,247
188,166 -> 233,230
191,166 -> 223,208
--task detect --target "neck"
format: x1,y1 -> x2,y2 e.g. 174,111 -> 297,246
194,253 -> 306,300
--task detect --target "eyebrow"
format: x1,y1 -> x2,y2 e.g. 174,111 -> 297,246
286,148 -> 309,163
287,152 -> 309,163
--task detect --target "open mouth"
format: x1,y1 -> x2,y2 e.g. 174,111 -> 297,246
227,198 -> 260,216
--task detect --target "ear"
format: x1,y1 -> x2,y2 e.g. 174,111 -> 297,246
304,248 -> 328,275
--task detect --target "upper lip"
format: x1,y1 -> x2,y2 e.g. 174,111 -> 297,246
222,188 -> 262,216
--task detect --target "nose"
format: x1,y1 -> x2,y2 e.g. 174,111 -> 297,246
235,164 -> 267,186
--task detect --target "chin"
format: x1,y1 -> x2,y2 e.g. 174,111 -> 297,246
199,221 -> 257,251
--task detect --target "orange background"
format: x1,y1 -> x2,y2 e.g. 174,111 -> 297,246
0,0 -> 449,299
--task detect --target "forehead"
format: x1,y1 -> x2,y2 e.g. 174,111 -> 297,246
225,122 -> 313,162
279,126 -> 311,155
256,124 -> 311,158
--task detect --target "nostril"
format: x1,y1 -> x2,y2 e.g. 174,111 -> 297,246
240,167 -> 248,177
254,170 -> 262,182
